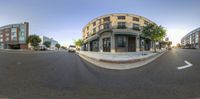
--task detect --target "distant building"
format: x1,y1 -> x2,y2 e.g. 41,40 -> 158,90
40,36 -> 58,50
181,27 -> 200,48
0,22 -> 29,49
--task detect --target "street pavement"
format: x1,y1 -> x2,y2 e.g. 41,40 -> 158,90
0,49 -> 200,99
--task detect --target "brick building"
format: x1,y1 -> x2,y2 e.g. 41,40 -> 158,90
0,22 -> 29,49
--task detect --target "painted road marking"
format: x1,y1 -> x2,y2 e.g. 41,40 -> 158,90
177,60 -> 193,70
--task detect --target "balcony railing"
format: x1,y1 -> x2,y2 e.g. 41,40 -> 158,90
132,27 -> 141,31
117,26 -> 127,29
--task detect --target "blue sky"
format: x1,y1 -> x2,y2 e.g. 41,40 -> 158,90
1,0 -> 200,46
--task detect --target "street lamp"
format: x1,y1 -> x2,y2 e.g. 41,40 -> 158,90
141,39 -> 144,56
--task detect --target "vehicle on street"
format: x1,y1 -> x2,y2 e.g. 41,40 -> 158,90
35,45 -> 47,51
68,45 -> 76,52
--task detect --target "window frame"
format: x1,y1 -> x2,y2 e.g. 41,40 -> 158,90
133,17 -> 139,22
117,16 -> 126,20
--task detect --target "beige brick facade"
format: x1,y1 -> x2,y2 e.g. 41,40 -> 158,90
82,13 -> 154,53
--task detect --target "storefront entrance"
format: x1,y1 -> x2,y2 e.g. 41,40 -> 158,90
90,39 -> 99,52
103,38 -> 111,52
9,44 -> 20,49
128,37 -> 136,52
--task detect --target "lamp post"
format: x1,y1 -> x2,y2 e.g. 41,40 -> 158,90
141,39 -> 144,55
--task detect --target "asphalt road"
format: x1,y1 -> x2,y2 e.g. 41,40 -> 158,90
0,49 -> 200,99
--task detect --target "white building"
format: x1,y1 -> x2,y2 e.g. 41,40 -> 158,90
40,36 -> 59,50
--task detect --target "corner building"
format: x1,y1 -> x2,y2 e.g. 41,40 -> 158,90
82,13 -> 154,53
0,22 -> 29,49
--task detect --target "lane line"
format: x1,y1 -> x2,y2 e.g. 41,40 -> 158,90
177,60 -> 193,70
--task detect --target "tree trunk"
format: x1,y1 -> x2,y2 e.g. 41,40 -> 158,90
154,41 -> 156,52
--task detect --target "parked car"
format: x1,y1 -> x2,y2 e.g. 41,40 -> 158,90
35,45 -> 47,51
167,47 -> 172,50
68,45 -> 76,52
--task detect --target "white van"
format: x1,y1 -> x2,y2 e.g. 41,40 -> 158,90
68,45 -> 76,52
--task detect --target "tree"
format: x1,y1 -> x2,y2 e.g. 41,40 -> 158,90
43,41 -> 51,48
55,43 -> 61,49
142,23 -> 166,52
166,41 -> 172,47
26,35 -> 41,49
74,39 -> 84,48
159,41 -> 167,49
176,43 -> 181,48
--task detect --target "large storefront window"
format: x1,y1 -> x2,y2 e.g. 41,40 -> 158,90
11,28 -> 17,41
19,26 -> 26,42
195,32 -> 199,43
90,40 -> 99,52
116,36 -> 127,47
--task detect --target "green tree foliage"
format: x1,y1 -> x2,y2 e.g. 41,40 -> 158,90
26,35 -> 41,48
74,39 -> 84,47
43,41 -> 51,48
142,23 -> 166,52
55,43 -> 61,49
167,41 -> 172,47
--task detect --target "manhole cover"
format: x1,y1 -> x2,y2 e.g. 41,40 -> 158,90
17,62 -> 22,65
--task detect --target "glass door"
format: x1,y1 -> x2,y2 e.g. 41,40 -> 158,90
103,38 -> 111,52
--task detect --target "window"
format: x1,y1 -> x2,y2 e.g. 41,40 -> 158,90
11,28 -> 17,41
103,17 -> 110,22
116,36 -> 127,47
0,38 -> 2,42
6,37 -> 9,41
6,33 -> 9,37
93,22 -> 96,26
195,32 -> 199,43
117,22 -> 126,29
19,31 -> 25,42
93,28 -> 96,34
103,23 -> 110,29
144,20 -> 149,25
133,23 -> 140,28
132,23 -> 140,31
117,16 -> 126,20
133,17 -> 139,22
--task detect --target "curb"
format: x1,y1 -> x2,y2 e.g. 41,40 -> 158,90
0,50 -> 59,54
99,54 -> 156,64
78,50 -> 168,70
79,50 -> 166,64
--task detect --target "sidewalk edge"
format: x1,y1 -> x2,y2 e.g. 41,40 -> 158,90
78,50 -> 168,70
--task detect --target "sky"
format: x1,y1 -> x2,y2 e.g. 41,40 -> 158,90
1,0 -> 200,46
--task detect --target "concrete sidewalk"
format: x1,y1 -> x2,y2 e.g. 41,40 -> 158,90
78,49 -> 166,63
78,49 -> 167,70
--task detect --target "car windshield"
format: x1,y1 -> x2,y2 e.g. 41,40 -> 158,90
69,46 -> 75,48
1,0 -> 200,99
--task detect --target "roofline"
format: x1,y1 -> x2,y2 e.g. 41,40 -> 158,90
181,27 -> 200,40
0,22 -> 29,30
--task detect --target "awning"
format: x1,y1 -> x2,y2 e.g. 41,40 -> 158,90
113,32 -> 139,35
84,34 -> 99,43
